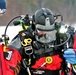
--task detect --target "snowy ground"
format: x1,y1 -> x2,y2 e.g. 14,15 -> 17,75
0,26 -> 21,42
72,24 -> 76,30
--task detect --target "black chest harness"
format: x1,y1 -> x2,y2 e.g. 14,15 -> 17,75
33,41 -> 59,59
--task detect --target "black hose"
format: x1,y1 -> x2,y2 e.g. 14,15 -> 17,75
4,16 -> 21,46
53,33 -> 71,47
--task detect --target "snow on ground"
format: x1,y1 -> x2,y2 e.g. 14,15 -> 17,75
0,26 -> 21,42
72,24 -> 76,30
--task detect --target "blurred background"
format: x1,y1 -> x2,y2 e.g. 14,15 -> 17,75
0,0 -> 76,26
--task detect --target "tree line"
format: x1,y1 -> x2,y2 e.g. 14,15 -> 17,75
0,0 -> 76,25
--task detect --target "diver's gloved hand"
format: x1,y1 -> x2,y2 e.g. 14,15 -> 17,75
63,48 -> 76,64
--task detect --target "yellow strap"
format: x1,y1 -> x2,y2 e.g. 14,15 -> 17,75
27,59 -> 31,65
3,45 -> 6,52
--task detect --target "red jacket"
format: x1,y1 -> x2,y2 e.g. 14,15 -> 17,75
0,44 -> 22,75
